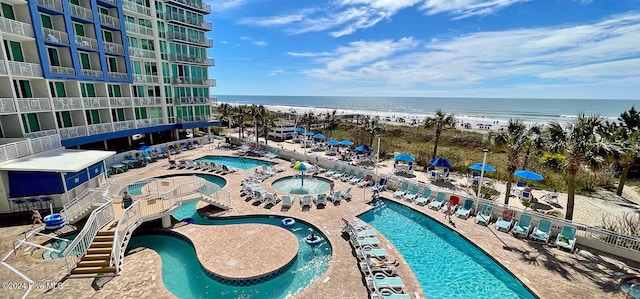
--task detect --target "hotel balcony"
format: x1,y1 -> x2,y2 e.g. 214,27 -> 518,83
9,61 -> 43,77
82,97 -> 110,108
108,72 -> 128,79
0,60 -> 6,75
17,98 -> 52,112
0,17 -> 34,38
109,97 -> 133,107
104,41 -> 125,54
166,32 -> 213,47
50,66 -> 75,75
75,35 -> 99,50
59,126 -> 88,140
98,0 -> 118,6
87,123 -> 114,135
24,129 -> 59,140
177,115 -> 214,123
37,0 -> 63,12
113,120 -> 136,132
43,28 -> 69,44
128,47 -> 156,59
171,77 -> 216,86
69,3 -> 93,21
133,74 -> 160,84
0,98 -> 17,114
169,53 -> 214,66
122,0 -> 152,17
136,117 -> 164,128
166,0 -> 211,14
52,97 -> 83,110
174,97 -> 217,105
100,14 -> 121,29
125,22 -> 154,37
81,69 -> 103,77
132,97 -> 163,106
165,12 -> 212,30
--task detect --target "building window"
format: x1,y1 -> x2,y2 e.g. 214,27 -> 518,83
81,83 -> 96,97
86,109 -> 100,124
56,111 -> 72,128
4,40 -> 24,62
1,3 -> 15,20
135,107 -> 147,119
112,108 -> 125,121
103,30 -> 113,42
40,14 -> 52,29
49,82 -> 66,97
79,52 -> 90,69
21,113 -> 40,132
13,80 -> 32,98
47,47 -> 60,66
107,57 -> 117,72
74,23 -> 85,36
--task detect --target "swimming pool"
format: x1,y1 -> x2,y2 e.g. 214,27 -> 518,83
42,233 -> 78,259
128,201 -> 332,299
122,173 -> 227,196
196,156 -> 275,170
271,176 -> 332,194
359,200 -> 536,299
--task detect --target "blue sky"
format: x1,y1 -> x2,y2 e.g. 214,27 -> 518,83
206,0 -> 640,99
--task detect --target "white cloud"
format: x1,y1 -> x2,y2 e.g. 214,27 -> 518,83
297,12 -> 640,89
237,0 -> 526,37
240,36 -> 267,46
209,0 -> 247,12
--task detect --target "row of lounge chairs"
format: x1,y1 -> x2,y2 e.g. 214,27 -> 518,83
324,165 -> 375,187
239,143 -> 280,158
169,159 -> 238,174
342,219 -> 411,299
393,185 -> 578,252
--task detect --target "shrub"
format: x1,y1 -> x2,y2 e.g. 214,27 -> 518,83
600,212 -> 640,236
539,153 -> 567,171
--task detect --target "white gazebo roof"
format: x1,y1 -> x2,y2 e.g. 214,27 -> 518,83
0,148 -> 116,173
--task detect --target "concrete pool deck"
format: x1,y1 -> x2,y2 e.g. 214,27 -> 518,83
0,143 -> 638,298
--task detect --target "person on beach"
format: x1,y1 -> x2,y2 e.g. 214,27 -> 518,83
31,209 -> 43,229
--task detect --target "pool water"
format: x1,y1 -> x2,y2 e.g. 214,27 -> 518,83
123,174 -> 227,196
196,155 -> 275,170
271,176 -> 332,194
128,201 -> 332,299
359,200 -> 536,299
42,233 -> 78,259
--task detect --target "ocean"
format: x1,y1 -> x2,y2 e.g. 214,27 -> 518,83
215,95 -> 640,126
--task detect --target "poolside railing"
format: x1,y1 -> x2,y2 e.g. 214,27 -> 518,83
267,144 -> 640,261
60,188 -> 106,223
61,199 -> 114,262
110,180 -> 216,272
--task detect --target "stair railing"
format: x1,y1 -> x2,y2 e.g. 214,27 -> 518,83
110,180 -> 208,272
61,199 -> 114,260
60,187 -> 108,224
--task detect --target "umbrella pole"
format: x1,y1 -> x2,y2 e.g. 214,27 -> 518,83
477,149 -> 489,197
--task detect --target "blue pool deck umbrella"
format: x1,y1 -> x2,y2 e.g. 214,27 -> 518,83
294,162 -> 307,185
468,163 -> 496,172
355,145 -> 373,153
313,133 -> 326,139
514,169 -> 544,181
326,139 -> 339,145
395,152 -> 416,162
429,157 -> 452,168
339,140 -> 354,146
138,145 -> 154,152
295,127 -> 304,132
304,131 -> 314,136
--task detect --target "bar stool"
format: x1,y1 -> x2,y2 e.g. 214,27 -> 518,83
11,199 -> 28,212
27,197 -> 42,210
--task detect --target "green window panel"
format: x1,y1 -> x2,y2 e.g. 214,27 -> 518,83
103,31 -> 113,42
111,108 -> 125,121
107,57 -> 117,72
135,107 -> 148,119
86,110 -> 100,124
100,7 -> 109,15
21,114 -> 40,132
133,61 -> 141,74
6,41 -> 24,62
40,14 -> 52,29
109,85 -> 122,97
56,111 -> 72,128
70,0 -> 79,5
1,3 -> 15,20
54,82 -> 66,97
47,47 -> 60,66
149,107 -> 162,118
14,80 -> 32,98
79,52 -> 90,69
81,83 -> 96,97
74,23 -> 85,36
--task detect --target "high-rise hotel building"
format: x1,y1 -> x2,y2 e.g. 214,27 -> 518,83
0,0 -> 216,150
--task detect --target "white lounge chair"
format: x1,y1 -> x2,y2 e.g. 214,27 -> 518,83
300,195 -> 313,209
531,219 -> 552,243
554,225 -> 577,253
281,196 -> 293,209
511,214 -> 533,238
474,203 -> 493,226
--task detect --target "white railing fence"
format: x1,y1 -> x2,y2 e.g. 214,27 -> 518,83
61,200 -> 114,258
110,179 -> 217,272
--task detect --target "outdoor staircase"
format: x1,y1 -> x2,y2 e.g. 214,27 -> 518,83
69,231 -> 116,278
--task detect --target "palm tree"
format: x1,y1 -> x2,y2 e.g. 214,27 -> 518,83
489,119 -> 528,204
423,109 -> 456,159
520,124 -> 543,169
360,118 -> 384,146
231,105 -> 247,139
258,111 -> 276,146
324,110 -> 340,138
611,106 -> 640,195
545,114 -> 607,220
247,104 -> 265,145
217,103 -> 233,129
300,112 -> 317,133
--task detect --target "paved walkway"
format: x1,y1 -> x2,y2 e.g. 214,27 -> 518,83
0,142 -> 637,299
